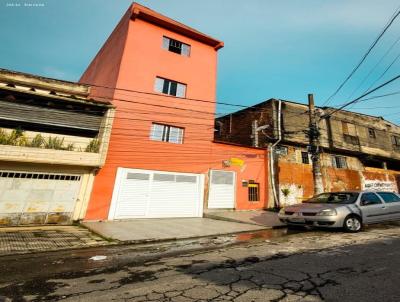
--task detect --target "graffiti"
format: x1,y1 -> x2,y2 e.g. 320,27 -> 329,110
363,179 -> 397,192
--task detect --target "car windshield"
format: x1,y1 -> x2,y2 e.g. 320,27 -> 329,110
304,192 -> 359,204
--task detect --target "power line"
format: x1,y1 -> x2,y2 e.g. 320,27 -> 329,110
346,34 -> 400,100
322,6 -> 400,106
322,73 -> 400,118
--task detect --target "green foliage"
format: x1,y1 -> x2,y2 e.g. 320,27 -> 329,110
29,134 -> 44,148
0,128 -> 80,152
0,129 -> 7,145
0,128 -> 27,146
65,143 -> 75,151
44,136 -> 65,150
85,139 -> 100,153
281,188 -> 291,197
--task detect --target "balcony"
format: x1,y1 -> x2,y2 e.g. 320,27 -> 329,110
0,128 -> 105,167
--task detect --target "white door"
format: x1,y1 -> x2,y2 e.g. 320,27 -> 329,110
109,168 -> 204,219
0,170 -> 82,226
208,170 -> 235,209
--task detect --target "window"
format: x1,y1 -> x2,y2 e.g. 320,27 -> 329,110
377,192 -> 400,203
275,146 -> 288,156
368,128 -> 376,139
301,151 -> 310,164
150,123 -> 184,144
360,193 -> 382,206
343,134 -> 359,145
248,183 -> 260,202
162,36 -> 190,56
392,135 -> 400,150
154,77 -> 186,98
331,156 -> 347,169
342,122 -> 359,145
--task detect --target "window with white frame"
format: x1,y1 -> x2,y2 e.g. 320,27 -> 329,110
162,36 -> 191,56
150,123 -> 184,144
154,77 -> 186,98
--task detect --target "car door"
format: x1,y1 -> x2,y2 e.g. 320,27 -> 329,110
376,192 -> 400,221
359,192 -> 388,224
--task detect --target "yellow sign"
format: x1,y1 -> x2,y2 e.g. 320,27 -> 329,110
229,158 -> 245,167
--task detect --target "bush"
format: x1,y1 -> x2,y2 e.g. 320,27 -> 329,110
29,134 -> 44,148
85,139 -> 100,153
44,136 -> 65,150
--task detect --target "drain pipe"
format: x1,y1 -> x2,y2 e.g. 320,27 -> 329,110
269,99 -> 282,208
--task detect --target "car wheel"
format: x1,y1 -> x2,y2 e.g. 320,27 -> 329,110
343,215 -> 362,233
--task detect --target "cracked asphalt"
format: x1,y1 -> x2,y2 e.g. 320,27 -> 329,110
0,224 -> 399,302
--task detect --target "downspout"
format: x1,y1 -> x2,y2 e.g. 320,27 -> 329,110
269,100 -> 282,208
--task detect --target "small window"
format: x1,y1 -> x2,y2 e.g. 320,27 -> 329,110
211,171 -> 234,185
275,146 -> 288,156
150,123 -> 184,144
127,173 -> 150,180
368,128 -> 376,139
331,156 -> 347,169
248,183 -> 260,202
377,192 -> 400,203
154,77 -> 186,98
301,152 -> 310,164
153,173 -> 175,182
392,135 -> 400,147
343,134 -> 359,145
361,193 -> 382,206
162,36 -> 190,56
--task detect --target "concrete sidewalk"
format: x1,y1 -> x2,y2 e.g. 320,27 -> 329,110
0,226 -> 109,256
204,210 -> 285,227
83,218 -> 267,242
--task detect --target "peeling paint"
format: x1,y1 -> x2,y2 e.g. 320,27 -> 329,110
279,183 -> 304,206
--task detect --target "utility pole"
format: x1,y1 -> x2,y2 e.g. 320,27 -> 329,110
308,94 -> 324,195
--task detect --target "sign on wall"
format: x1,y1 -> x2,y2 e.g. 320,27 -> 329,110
363,179 -> 398,192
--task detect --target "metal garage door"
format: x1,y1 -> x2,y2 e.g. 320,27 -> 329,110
109,168 -> 204,219
208,170 -> 235,209
0,170 -> 82,226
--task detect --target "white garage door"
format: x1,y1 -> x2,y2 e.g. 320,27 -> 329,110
208,170 -> 236,209
109,168 -> 204,219
0,170 -> 82,226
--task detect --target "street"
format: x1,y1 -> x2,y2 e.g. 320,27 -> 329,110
0,224 -> 399,301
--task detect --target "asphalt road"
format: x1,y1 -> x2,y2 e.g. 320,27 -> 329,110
0,224 -> 399,301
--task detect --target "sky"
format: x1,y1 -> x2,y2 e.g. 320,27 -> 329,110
1,0 -> 400,123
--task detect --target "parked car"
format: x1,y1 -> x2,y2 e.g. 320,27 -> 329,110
278,191 -> 400,232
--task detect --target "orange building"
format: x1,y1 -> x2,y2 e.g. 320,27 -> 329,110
80,3 -> 268,221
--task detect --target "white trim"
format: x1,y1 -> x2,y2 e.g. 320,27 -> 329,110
107,168 -> 124,220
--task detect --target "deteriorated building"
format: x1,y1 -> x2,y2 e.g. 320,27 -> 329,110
215,99 -> 400,206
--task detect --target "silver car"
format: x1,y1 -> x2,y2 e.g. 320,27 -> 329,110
278,191 -> 400,232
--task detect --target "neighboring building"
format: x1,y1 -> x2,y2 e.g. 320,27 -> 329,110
0,68 -> 115,225
216,99 -> 400,206
80,3 -> 268,221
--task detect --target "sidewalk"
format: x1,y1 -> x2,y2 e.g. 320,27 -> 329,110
82,218 -> 267,243
0,225 -> 109,256
204,210 -> 285,227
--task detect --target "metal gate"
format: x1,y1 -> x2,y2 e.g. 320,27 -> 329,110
0,170 -> 82,226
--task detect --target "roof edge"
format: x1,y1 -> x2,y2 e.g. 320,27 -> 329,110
130,3 -> 224,50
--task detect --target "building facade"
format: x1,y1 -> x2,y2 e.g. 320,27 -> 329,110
0,68 -> 114,225
216,99 -> 400,207
80,3 -> 268,221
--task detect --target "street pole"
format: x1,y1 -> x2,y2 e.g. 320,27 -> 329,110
308,94 -> 324,195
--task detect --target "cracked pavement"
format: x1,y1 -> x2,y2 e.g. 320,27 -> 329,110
1,224 -> 400,301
